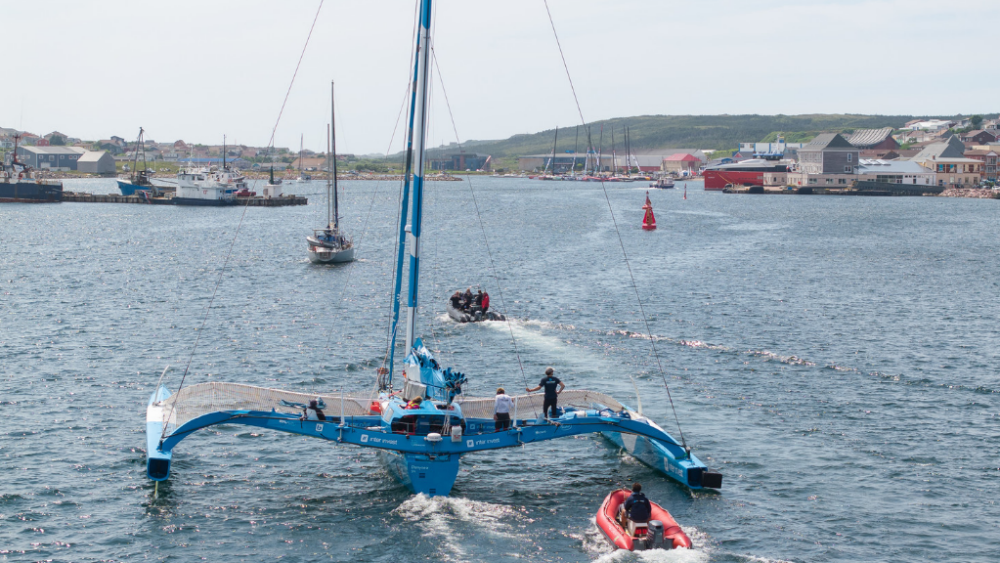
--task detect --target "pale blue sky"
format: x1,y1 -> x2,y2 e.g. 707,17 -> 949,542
2,0 -> 995,154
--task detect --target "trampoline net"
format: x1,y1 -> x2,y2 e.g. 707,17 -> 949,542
157,383 -> 624,429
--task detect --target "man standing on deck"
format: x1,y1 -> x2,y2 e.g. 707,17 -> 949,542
526,367 -> 564,419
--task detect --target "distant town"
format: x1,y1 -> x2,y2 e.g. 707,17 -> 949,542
2,116 -> 998,192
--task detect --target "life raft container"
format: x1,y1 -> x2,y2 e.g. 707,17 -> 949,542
596,489 -> 692,551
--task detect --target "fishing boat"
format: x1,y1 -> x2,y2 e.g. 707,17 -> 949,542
0,134 -> 63,203
172,137 -> 245,206
117,128 -> 158,196
144,0 -> 721,498
596,489 -> 692,551
642,192 -> 656,230
651,176 -> 674,189
306,82 -> 355,264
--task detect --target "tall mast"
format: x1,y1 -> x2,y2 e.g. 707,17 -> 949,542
401,0 -> 434,355
299,134 -> 303,176
597,125 -> 604,175
571,126 -> 578,176
326,123 -> 332,227
611,126 -> 617,176
222,135 -> 226,170
331,81 -> 339,230
548,126 -> 559,174
625,126 -> 631,177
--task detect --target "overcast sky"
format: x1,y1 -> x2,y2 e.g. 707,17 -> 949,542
2,0 -> 995,154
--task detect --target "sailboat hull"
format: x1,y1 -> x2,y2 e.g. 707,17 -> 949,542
602,431 -> 722,490
379,450 -> 461,496
308,245 -> 355,264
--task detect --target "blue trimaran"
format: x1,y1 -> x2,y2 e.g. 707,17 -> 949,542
145,0 -> 722,497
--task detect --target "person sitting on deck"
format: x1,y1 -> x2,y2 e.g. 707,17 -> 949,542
406,396 -> 424,409
494,387 -> 513,431
305,399 -> 327,421
621,482 -> 652,528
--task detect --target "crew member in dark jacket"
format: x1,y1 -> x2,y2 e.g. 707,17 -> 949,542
526,367 -> 564,419
623,482 -> 652,523
450,291 -> 463,310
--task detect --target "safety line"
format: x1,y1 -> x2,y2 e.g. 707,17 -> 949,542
431,48 -> 536,417
162,1 -> 326,441
541,0 -> 686,448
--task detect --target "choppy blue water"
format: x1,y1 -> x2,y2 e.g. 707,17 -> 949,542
2,177 -> 999,562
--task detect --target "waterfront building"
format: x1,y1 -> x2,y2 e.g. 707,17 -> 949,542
427,153 -> 491,171
856,159 -> 935,185
911,136 -> 982,187
963,149 -> 998,182
846,128 -> 899,151
661,153 -> 701,174
15,145 -> 87,170
797,133 -> 859,174
76,151 -> 116,174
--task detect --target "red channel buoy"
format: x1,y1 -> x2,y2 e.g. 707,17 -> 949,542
642,191 -> 656,230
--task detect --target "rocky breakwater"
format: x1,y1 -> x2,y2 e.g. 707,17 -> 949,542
940,187 -> 999,199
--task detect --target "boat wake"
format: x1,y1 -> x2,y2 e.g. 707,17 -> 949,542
392,494 -> 528,560
579,518 -> 709,563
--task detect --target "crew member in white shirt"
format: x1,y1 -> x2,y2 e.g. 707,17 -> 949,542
494,387 -> 513,431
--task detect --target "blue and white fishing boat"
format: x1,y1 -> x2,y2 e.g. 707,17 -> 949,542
144,0 -> 721,497
117,127 -> 158,196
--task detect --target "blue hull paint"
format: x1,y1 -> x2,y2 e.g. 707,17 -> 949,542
379,450 -> 461,496
117,181 -> 146,196
146,385 -> 173,481
602,430 -> 709,489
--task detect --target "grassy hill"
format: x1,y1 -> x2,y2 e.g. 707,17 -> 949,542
419,113 -> 990,169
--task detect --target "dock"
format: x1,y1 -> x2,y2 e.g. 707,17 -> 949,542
723,181 -> 946,197
62,192 -> 308,206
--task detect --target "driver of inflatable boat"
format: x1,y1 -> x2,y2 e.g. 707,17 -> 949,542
620,483 -> 652,533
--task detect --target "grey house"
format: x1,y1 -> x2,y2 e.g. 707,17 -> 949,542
77,151 -> 116,174
797,133 -> 859,174
15,146 -> 86,170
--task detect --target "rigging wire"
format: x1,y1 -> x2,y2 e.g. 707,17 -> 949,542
540,0 -> 686,448
430,48 -> 536,417
161,0 -> 326,441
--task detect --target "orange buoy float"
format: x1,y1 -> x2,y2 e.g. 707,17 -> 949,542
642,191 -> 656,230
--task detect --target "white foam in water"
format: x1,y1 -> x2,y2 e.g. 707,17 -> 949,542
392,494 -> 528,559
482,318 -> 599,373
581,518 -> 710,563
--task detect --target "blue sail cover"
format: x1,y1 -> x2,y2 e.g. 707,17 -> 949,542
406,338 -> 466,403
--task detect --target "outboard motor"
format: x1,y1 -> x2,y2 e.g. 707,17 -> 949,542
645,520 -> 664,550
474,310 -> 482,321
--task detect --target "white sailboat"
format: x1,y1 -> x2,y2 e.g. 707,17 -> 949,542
306,81 -> 354,264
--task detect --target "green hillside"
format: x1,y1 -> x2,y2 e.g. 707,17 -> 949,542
420,113 -> 988,168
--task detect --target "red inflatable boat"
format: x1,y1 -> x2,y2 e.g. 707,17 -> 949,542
597,489 -> 692,551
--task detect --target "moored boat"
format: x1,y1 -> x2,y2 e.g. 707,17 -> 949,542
0,134 -> 62,203
307,81 -> 355,264
597,489 -> 692,551
117,127 -> 159,196
650,176 -> 674,189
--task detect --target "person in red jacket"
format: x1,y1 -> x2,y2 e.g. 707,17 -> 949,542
481,291 -> 490,314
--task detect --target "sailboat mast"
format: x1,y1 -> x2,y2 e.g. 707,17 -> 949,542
572,126 -> 578,175
402,0 -> 434,354
327,124 -> 332,227
611,126 -> 617,176
331,81 -> 339,230
549,126 -> 559,174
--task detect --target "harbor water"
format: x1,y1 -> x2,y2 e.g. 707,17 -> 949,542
1,177 -> 998,562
